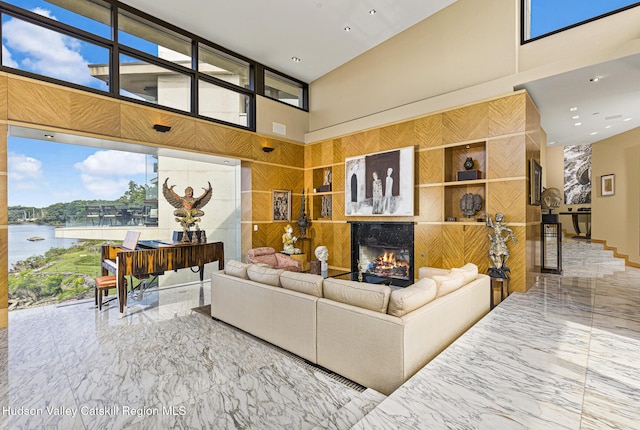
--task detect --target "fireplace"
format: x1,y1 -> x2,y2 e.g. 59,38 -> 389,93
350,222 -> 414,287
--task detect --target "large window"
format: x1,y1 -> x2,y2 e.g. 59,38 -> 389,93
523,0 -> 640,42
0,0 -> 309,131
264,69 -> 306,109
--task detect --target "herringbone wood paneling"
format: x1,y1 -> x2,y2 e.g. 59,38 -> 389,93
70,93 -> 120,137
121,104 -> 196,149
0,75 -> 8,120
526,93 -> 542,146
332,193 -> 345,221
241,223 -> 253,261
332,164 -> 345,193
195,122 -> 252,158
380,121 -> 414,151
333,139 -> 344,164
252,191 -> 271,222
415,114 -> 442,148
251,164 -> 302,192
507,226 -> 526,292
418,187 -> 443,222
414,224 -> 443,271
332,223 -> 351,269
418,149 -> 443,184
0,125 -> 6,171
442,225 -> 465,269
464,225 -> 489,273
486,181 -> 526,223
342,133 -> 367,159
9,78 -> 70,128
442,104 -> 489,144
489,93 -> 525,136
487,136 -> 526,179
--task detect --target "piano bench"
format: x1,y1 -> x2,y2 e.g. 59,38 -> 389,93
95,275 -> 126,310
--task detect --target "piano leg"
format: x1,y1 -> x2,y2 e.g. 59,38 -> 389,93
118,272 -> 127,315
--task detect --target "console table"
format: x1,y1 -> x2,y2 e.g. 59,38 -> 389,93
560,210 -> 591,239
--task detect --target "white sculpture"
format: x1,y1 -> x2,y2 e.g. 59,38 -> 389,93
314,245 -> 329,277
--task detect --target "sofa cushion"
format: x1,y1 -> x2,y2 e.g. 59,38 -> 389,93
247,265 -> 284,287
323,278 -> 391,313
280,271 -> 324,297
451,263 -> 478,285
224,260 -> 251,279
388,277 -> 438,317
432,272 -> 466,297
418,266 -> 451,279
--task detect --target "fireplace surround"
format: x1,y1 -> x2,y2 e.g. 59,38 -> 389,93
350,222 -> 414,287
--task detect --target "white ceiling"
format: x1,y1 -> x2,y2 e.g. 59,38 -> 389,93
117,0 -> 640,148
120,0 -> 456,83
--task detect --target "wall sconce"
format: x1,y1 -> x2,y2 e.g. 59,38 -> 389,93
262,146 -> 275,153
153,124 -> 172,133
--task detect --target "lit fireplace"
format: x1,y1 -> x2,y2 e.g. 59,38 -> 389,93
359,246 -> 410,281
350,222 -> 414,287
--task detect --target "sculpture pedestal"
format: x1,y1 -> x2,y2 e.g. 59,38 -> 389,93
172,230 -> 206,243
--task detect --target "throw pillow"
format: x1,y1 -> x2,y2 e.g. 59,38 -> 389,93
451,263 -> 478,285
224,260 -> 251,279
323,278 -> 391,313
247,265 -> 284,287
280,271 -> 324,297
388,277 -> 438,317
432,272 -> 465,297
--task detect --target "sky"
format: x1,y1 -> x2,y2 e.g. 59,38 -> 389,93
4,0 -> 638,206
8,137 -> 148,207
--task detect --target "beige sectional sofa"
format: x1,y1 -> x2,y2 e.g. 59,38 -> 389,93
211,261 -> 490,395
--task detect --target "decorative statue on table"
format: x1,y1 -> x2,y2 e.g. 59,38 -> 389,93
486,212 -> 518,278
282,224 -> 300,255
314,245 -> 329,277
163,178 -> 212,243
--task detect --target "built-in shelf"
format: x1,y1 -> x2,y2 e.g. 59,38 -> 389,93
443,141 -> 487,221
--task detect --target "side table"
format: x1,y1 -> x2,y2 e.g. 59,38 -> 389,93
490,277 -> 510,309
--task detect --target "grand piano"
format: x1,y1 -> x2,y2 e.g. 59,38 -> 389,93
101,239 -> 224,314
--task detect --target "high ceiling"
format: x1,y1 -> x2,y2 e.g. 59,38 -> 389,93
119,0 -> 640,146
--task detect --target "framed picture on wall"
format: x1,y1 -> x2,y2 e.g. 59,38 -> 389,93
530,159 -> 542,206
272,190 -> 292,221
601,174 -> 615,196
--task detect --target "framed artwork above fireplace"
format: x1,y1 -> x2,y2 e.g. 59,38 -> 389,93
345,145 -> 415,216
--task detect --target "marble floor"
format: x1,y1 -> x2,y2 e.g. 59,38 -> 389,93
1,240 -> 639,429
357,241 -> 640,429
0,283 -> 384,430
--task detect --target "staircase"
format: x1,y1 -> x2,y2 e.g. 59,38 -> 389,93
561,239 -> 626,277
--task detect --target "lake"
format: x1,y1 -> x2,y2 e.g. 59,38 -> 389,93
8,224 -> 79,267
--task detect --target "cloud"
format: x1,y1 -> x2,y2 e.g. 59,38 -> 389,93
2,45 -> 18,68
8,152 -> 43,182
74,150 -> 147,198
3,8 -> 95,85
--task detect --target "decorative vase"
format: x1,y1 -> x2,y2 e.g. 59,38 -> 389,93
463,157 -> 474,170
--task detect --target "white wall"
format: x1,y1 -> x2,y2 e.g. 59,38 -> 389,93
157,156 -> 241,284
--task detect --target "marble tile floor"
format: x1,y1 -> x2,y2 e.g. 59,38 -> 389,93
356,242 -> 640,429
1,239 -> 638,430
0,282 -> 384,430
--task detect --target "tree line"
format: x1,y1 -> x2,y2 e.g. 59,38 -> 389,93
8,180 -> 154,225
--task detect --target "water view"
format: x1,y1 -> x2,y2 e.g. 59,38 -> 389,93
8,224 -> 78,267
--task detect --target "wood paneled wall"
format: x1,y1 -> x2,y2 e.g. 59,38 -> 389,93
0,74 -> 305,328
305,91 -> 542,293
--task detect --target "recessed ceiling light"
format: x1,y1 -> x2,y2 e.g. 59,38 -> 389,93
590,132 -> 599,136
369,9 -> 376,15
574,122 -> 582,126
623,117 -> 632,122
548,141 -> 557,145
589,76 -> 600,82
344,26 -> 351,32
605,125 -> 613,129
572,115 -> 580,120
570,107 -> 578,112
291,56 -> 301,62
